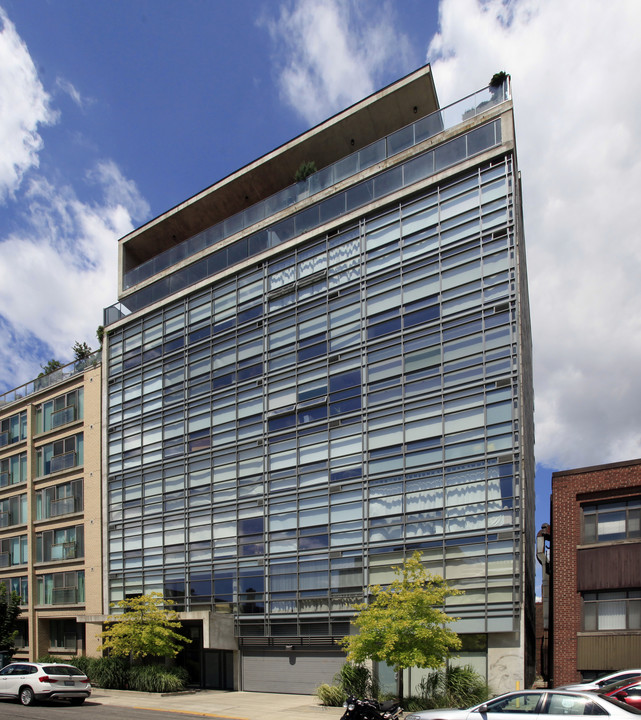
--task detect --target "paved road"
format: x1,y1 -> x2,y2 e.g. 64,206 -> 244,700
0,689 -> 345,720
0,698 -> 203,720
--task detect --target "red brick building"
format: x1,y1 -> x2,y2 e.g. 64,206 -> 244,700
550,459 -> 641,685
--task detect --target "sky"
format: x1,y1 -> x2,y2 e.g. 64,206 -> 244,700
1,0 -> 641,539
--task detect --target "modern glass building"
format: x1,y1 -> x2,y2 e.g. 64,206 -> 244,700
103,66 -> 534,693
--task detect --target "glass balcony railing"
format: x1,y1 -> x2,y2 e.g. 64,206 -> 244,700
50,451 -> 77,474
52,587 -> 78,605
51,405 -> 77,429
122,80 -> 511,292
0,351 -> 100,410
106,114 -> 504,324
50,496 -> 77,517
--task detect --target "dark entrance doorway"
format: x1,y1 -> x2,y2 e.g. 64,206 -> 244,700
203,649 -> 234,689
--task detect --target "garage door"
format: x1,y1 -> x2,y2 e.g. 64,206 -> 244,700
242,649 -> 345,694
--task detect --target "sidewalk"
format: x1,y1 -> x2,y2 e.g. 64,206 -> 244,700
91,688 -> 345,720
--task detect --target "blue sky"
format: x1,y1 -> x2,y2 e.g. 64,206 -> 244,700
1,0 -> 641,574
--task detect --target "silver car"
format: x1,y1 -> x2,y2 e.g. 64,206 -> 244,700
556,670 -> 641,692
405,689 -> 641,720
0,662 -> 91,706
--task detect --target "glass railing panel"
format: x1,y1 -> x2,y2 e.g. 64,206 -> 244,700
0,351 -> 101,409
0,552 -> 9,567
52,587 -> 78,604
50,451 -> 76,474
0,512 -> 10,528
0,432 -> 8,447
52,542 -> 77,560
51,405 -> 77,429
122,81 -> 510,292
51,496 -> 77,517
0,472 -> 9,488
108,115 -> 504,322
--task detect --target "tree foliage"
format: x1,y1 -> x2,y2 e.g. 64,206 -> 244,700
73,341 -> 93,361
294,160 -> 317,183
38,359 -> 63,377
98,593 -> 189,661
0,582 -> 22,658
341,551 -> 462,692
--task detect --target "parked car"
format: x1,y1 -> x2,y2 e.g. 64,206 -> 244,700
605,681 -> 641,711
404,689 -> 641,720
0,662 -> 91,706
556,669 -> 641,692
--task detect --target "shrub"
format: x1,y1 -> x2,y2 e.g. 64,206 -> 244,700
316,683 -> 347,706
71,655 -> 98,678
414,665 -> 490,710
335,662 -> 378,699
90,656 -> 130,689
128,664 -> 188,693
294,160 -> 317,183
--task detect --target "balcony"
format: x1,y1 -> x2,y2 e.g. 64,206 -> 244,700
51,542 -> 78,561
0,431 -> 8,447
0,511 -> 11,528
50,496 -> 77,517
0,351 -> 101,409
51,405 -> 77,429
0,472 -> 9,488
52,587 -> 79,605
50,451 -> 77,474
118,79 -> 511,294
0,551 -> 9,567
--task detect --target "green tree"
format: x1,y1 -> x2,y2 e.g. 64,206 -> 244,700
0,582 -> 22,661
38,359 -> 63,377
72,341 -> 93,361
341,551 -> 462,700
96,325 -> 104,348
294,160 -> 317,183
98,593 -> 190,661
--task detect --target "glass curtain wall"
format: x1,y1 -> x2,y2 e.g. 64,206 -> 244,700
106,155 -> 521,637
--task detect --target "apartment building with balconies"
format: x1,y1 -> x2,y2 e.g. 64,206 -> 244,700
0,354 -> 103,659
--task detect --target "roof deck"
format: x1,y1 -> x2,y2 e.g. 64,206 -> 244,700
120,66 -> 439,280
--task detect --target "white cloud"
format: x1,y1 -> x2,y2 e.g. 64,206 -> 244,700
0,8 -> 57,202
0,163 -> 149,389
55,77 -> 93,110
427,0 -> 641,469
263,0 -> 415,125
0,7 -> 150,391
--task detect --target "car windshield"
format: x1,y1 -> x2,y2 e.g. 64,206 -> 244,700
602,678 -> 641,694
42,665 -> 83,676
597,694 -> 641,714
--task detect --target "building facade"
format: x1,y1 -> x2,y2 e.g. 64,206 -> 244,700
549,460 -> 641,686
103,66 -> 535,693
0,354 -> 103,661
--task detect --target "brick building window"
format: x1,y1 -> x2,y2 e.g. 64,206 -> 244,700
582,498 -> 641,543
583,590 -> 641,630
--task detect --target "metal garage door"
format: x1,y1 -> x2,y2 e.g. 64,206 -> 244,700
242,649 -> 345,694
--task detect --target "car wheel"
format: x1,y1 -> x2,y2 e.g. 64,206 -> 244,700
19,686 -> 35,706
69,698 -> 85,706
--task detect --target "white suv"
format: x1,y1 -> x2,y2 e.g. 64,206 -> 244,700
0,662 -> 91,706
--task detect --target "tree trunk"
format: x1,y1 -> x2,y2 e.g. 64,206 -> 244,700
397,667 -> 404,703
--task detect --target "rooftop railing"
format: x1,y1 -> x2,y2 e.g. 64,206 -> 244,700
0,351 -> 101,409
123,79 -> 510,291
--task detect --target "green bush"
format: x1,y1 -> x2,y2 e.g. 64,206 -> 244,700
335,663 -> 379,699
128,664 -> 188,693
316,682 -> 347,706
413,665 -> 490,710
90,656 -> 130,689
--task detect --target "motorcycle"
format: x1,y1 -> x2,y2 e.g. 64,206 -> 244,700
340,695 -> 403,720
